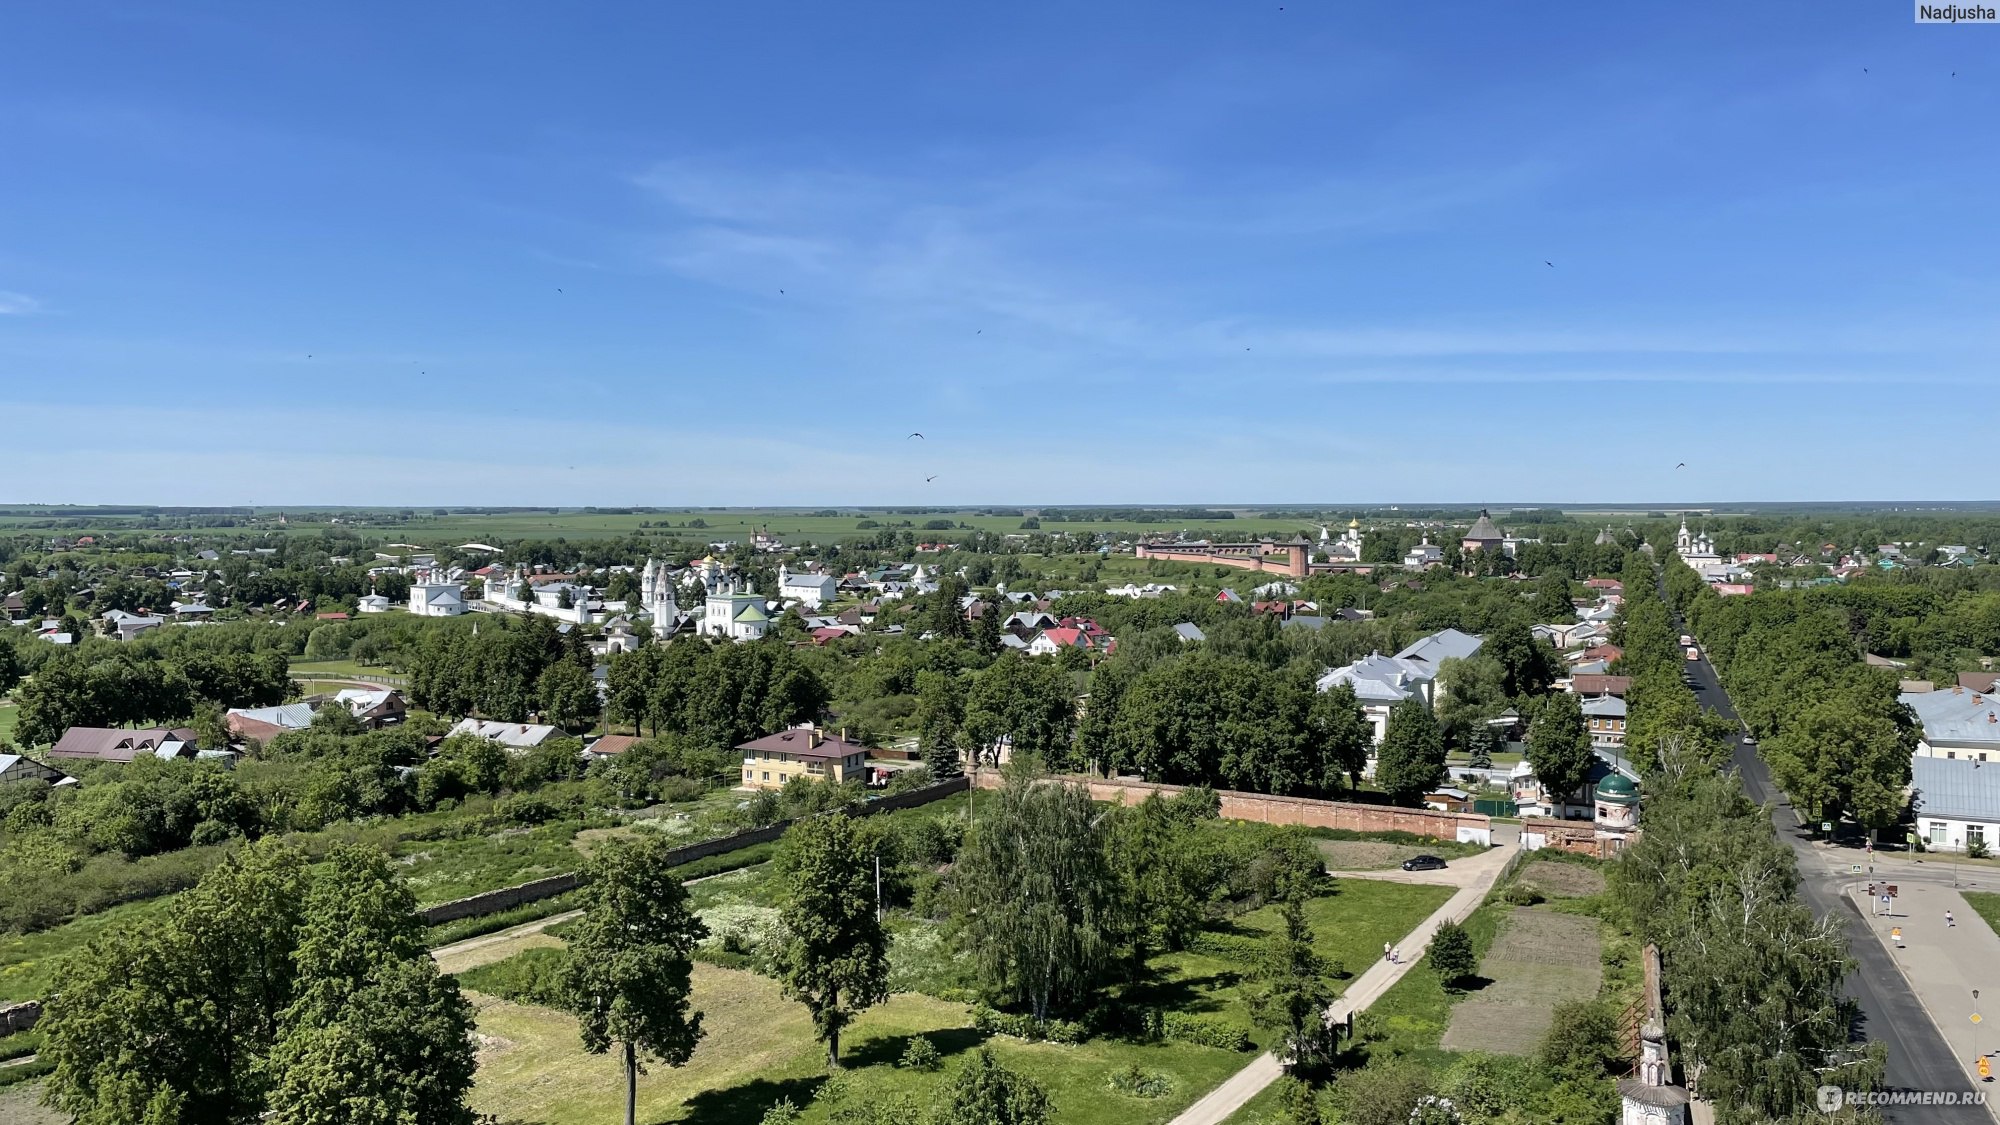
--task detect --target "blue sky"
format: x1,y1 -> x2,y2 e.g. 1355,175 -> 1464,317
2,2 -> 1995,506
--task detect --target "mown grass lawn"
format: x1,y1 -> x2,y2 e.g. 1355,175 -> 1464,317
469,961 -> 1250,1125
463,874 -> 1453,1125
0,703 -> 18,745
1963,891 -> 2000,937
1127,880 -> 1454,1049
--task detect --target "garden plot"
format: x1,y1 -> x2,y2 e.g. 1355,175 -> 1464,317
1513,860 -> 1606,900
1439,908 -> 1602,1055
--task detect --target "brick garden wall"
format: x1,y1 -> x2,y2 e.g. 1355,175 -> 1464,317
972,771 -> 1491,843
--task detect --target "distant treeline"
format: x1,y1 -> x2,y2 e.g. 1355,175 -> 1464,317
1037,508 -> 1237,523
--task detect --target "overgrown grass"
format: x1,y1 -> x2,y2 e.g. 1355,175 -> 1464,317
425,892 -> 583,947
0,1054 -> 53,1088
0,896 -> 176,1003
0,1029 -> 42,1062
0,704 -> 17,745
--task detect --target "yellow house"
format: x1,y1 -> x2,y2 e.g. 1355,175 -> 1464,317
737,726 -> 869,790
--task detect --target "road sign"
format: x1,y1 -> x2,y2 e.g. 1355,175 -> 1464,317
1975,1014 -> 1985,1025
1823,822 -> 1834,833
1888,885 -> 1900,897
1980,1055 -> 1991,1080
1851,864 -> 1864,873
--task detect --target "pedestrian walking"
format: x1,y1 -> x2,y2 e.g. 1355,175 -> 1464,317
1390,946 -> 1401,964
1948,910 -> 1956,928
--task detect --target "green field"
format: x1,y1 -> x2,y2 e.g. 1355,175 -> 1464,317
0,705 -> 16,746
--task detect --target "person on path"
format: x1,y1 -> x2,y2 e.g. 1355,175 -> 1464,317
1948,910 -> 1956,928
1383,942 -> 1392,962
1390,946 -> 1401,964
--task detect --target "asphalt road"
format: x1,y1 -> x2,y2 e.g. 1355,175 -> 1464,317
1679,631 -> 1992,1121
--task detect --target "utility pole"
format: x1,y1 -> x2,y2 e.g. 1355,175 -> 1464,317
875,853 -> 883,923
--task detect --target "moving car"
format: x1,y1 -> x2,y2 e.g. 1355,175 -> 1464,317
1401,855 -> 1448,871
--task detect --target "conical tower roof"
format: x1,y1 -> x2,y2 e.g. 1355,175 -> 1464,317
1465,509 -> 1502,541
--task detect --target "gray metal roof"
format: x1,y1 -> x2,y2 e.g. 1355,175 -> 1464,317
1393,627 -> 1483,668
1173,622 -> 1206,642
229,703 -> 319,730
1912,756 -> 2000,821
1903,689 -> 2000,747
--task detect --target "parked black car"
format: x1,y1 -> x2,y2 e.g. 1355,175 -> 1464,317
1401,855 -> 1448,871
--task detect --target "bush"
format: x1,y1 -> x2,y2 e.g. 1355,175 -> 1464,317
1427,919 -> 1476,989
1152,1011 -> 1253,1051
1334,1059 -> 1433,1125
970,1006 -> 1088,1045
1971,838 -> 1991,860
1537,999 -> 1620,1081
1107,1063 -> 1172,1098
455,946 -> 572,1006
1500,882 -> 1545,906
900,1035 -> 942,1071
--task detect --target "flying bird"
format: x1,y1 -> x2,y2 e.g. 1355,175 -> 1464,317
1544,261 -> 1554,268
926,475 -> 939,482
1676,462 -> 1687,469
908,432 -> 924,439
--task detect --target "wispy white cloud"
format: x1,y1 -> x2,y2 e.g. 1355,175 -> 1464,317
623,153 -> 1952,385
0,291 -> 44,315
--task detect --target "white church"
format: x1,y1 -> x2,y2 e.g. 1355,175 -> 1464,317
407,567 -> 467,617
638,557 -> 769,641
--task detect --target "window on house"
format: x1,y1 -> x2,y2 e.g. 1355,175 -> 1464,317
1948,751 -> 1957,759
1932,822 -> 1948,845
1971,824 -> 1987,852
761,771 -> 770,781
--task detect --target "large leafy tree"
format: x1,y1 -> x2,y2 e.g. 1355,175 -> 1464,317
962,655 -> 1076,770
1373,698 -> 1445,807
1109,789 -> 1222,956
1483,620 -> 1562,700
773,814 -> 890,1068
41,841 -> 477,1125
41,841 -> 310,1124
266,847 -> 476,1125
558,833 -> 708,1125
1525,692 -> 1596,811
1307,681 -> 1373,793
537,659 -> 602,731
1610,740 -> 1883,1122
1765,686 -> 1915,830
952,767 -> 1118,1019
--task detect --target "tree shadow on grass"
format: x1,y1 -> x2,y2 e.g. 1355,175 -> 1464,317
1118,964 -> 1241,1016
844,1024 -> 986,1069
1448,974 -> 1496,994
677,1075 -> 826,1125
